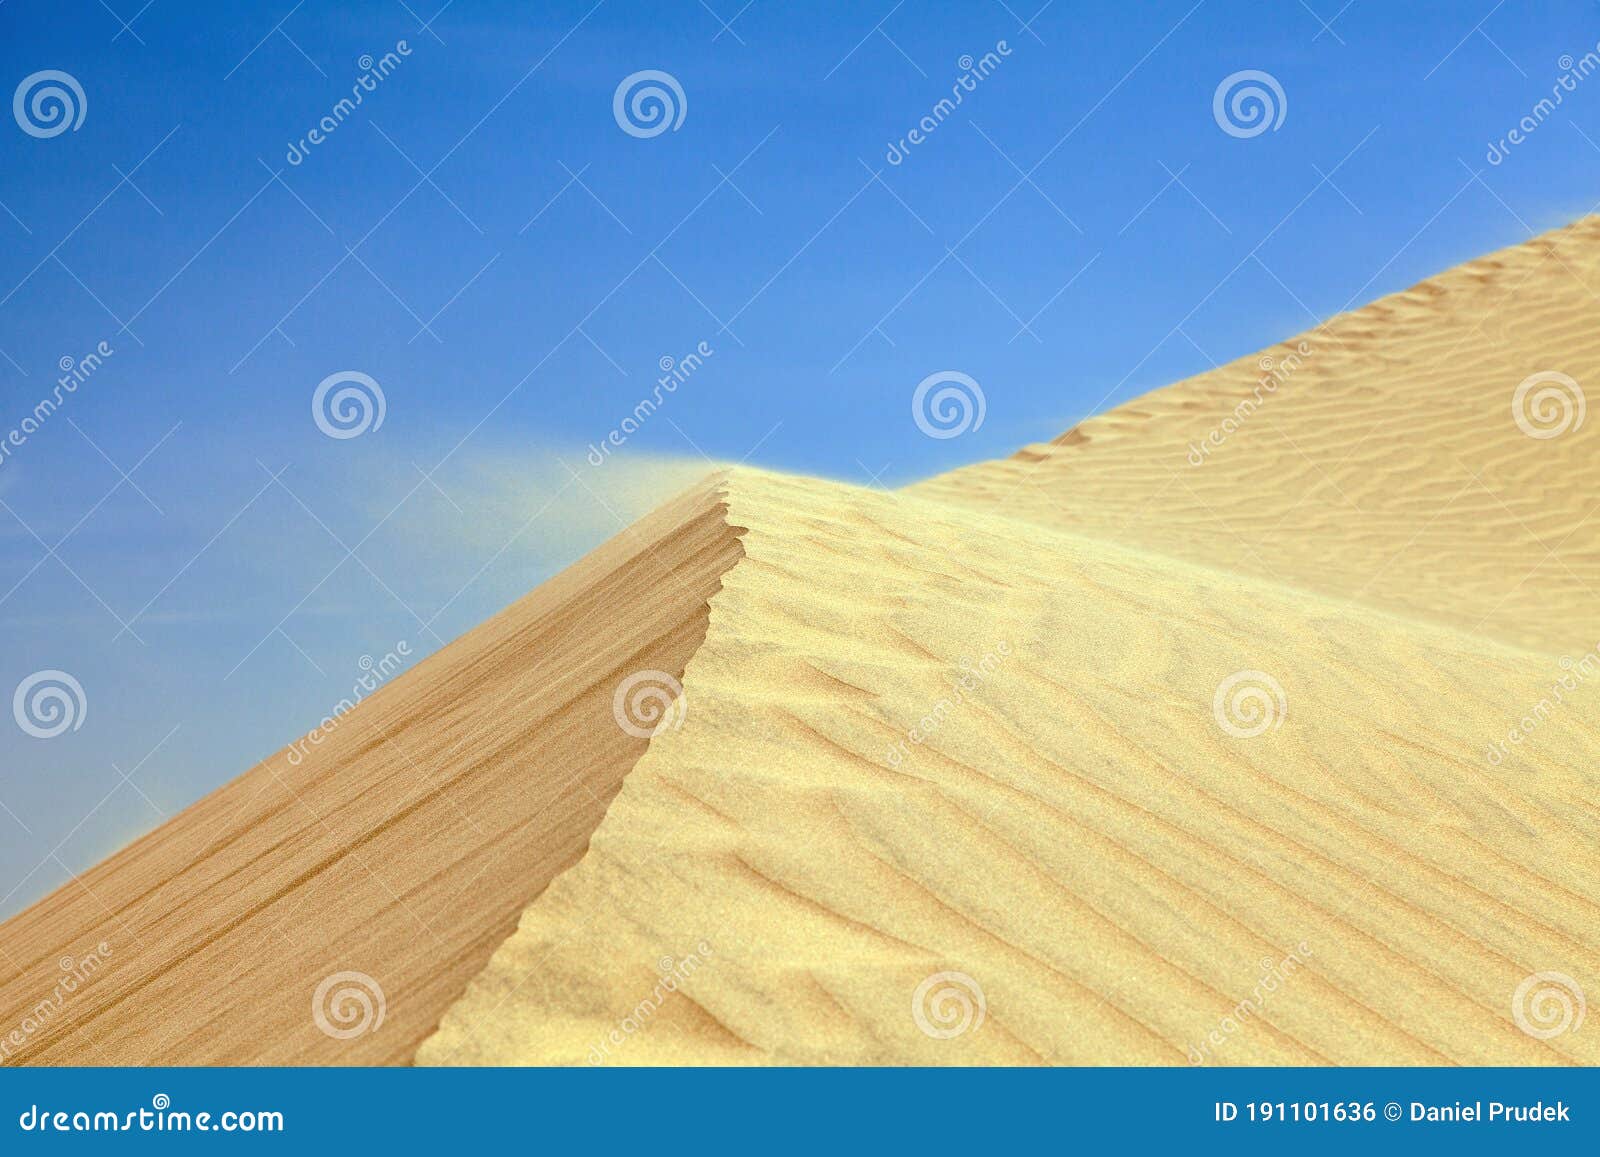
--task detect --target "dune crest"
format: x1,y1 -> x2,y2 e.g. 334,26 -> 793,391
913,215 -> 1600,654
420,468 -> 1598,1065
0,479 -> 743,1064
423,221 -> 1600,1065
7,220 -> 1600,1067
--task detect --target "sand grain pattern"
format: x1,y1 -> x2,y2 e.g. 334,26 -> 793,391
0,484 -> 742,1064
5,221 -> 1600,1065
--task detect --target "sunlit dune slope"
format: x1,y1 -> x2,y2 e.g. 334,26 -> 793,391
913,216 -> 1600,655
0,480 -> 743,1064
9,220 -> 1600,1069
422,468 -> 1600,1066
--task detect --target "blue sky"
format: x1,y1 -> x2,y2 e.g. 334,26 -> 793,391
2,0 -> 1599,915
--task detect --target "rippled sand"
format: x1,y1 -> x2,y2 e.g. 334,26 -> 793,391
420,462 -> 1598,1065
7,220 -> 1598,1066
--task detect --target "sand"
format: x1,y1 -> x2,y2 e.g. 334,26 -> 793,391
6,218 -> 1599,1066
419,468 -> 1598,1065
0,482 -> 742,1063
913,215 -> 1600,655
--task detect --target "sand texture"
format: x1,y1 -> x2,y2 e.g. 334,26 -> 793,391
912,215 -> 1600,655
0,482 -> 743,1063
419,468 -> 1598,1065
6,220 -> 1599,1066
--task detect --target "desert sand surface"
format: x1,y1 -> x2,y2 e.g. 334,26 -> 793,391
0,482 -> 743,1063
6,220 -> 1600,1066
421,468 -> 1598,1065
912,214 -> 1600,655
422,219 -> 1599,1065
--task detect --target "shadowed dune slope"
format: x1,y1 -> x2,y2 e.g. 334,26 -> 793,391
912,216 -> 1600,655
0,479 -> 744,1064
422,469 -> 1600,1066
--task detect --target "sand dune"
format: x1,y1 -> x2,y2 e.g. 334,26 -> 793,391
0,482 -> 742,1063
5,220 -> 1599,1066
422,220 -> 1599,1065
420,468 -> 1599,1065
913,215 -> 1600,654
